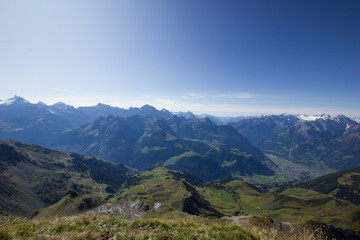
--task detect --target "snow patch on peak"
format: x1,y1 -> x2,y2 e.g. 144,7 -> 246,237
0,99 -> 15,105
0,96 -> 29,105
297,114 -> 330,121
50,101 -> 75,112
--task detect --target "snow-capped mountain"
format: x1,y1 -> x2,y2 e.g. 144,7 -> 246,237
173,111 -> 198,119
228,114 -> 360,172
0,95 -> 30,106
296,114 -> 331,121
49,102 -> 76,113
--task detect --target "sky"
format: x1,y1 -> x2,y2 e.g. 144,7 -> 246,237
1,0 -> 359,117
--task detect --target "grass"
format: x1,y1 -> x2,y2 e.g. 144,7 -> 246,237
26,167 -> 360,232
118,168 -> 192,213
206,188 -> 235,203
163,151 -> 200,166
0,215 -> 326,240
140,146 -> 169,154
338,172 -> 360,185
198,187 -> 238,215
208,180 -> 360,230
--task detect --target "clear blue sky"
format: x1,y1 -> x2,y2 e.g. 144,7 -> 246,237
1,0 -> 359,117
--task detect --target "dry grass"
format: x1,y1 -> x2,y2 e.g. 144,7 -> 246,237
0,214 -> 326,240
250,225 -> 324,240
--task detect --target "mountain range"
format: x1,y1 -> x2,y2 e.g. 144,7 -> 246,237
0,96 -> 275,181
53,114 -> 274,181
0,96 -> 171,146
1,96 -> 360,232
1,96 -> 360,182
229,114 -> 360,173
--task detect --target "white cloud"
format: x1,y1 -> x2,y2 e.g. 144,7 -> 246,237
49,88 -> 71,93
211,92 -> 258,99
181,92 -> 206,100
182,91 -> 259,100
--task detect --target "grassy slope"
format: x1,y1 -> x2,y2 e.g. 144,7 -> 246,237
91,167 -> 360,231
200,179 -> 360,231
0,140 -> 130,217
115,167 -> 224,218
297,167 -> 360,206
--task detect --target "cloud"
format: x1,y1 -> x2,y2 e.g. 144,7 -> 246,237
49,88 -> 71,93
211,92 -> 258,99
179,103 -> 325,117
182,91 -> 259,100
181,92 -> 206,100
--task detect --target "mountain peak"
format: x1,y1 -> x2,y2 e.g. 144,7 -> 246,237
0,95 -> 29,105
198,117 -> 216,126
334,114 -> 351,121
50,101 -> 75,112
174,111 -> 197,119
37,101 -> 47,106
140,104 -> 157,111
96,103 -> 111,108
52,101 -> 67,106
129,104 -> 172,117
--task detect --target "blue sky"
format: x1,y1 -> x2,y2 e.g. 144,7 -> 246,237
1,0 -> 359,117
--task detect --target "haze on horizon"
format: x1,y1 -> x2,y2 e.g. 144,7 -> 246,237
1,0 -> 359,117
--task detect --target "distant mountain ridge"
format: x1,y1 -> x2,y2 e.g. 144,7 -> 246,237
229,114 -> 360,172
0,96 -> 277,181
54,114 -> 275,181
1,95 -> 360,181
0,96 -> 171,146
174,111 -> 251,125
